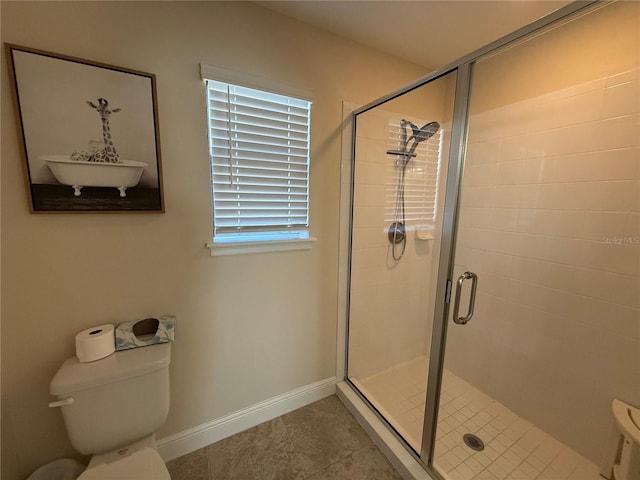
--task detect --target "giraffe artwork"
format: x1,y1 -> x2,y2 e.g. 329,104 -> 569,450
71,97 -> 122,163
8,44 -> 164,211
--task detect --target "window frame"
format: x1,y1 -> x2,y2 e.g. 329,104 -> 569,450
201,65 -> 316,256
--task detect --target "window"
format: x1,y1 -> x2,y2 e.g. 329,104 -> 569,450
204,76 -> 312,253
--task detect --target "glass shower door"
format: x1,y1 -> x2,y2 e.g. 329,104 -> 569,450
346,70 -> 459,454
432,3 -> 640,480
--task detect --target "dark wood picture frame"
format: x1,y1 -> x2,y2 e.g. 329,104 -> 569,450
6,44 -> 164,213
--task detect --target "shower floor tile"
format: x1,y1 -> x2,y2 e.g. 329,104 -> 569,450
352,357 -> 601,480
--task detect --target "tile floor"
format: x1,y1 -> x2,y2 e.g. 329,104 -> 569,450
166,395 -> 403,480
353,356 -> 602,480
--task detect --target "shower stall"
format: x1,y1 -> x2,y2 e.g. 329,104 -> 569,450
339,2 -> 639,480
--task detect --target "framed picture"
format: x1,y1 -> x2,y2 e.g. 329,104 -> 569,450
6,44 -> 164,212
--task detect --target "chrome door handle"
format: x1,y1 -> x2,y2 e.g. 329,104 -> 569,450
452,271 -> 478,325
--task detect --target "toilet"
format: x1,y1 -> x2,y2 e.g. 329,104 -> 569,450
49,342 -> 171,479
601,399 -> 640,480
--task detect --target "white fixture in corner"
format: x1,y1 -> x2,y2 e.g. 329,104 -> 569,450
601,399 -> 640,480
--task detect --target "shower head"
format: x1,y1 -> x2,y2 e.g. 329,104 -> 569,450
405,120 -> 440,157
387,120 -> 441,164
408,121 -> 440,144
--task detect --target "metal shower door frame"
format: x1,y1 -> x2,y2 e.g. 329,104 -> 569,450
420,60 -> 473,468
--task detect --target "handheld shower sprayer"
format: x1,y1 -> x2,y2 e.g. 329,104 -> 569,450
386,119 -> 441,261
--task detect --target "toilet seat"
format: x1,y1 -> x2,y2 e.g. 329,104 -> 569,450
613,399 -> 640,445
601,399 -> 640,480
79,446 -> 170,480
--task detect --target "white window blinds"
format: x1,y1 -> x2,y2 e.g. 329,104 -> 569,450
206,79 -> 311,242
385,119 -> 443,226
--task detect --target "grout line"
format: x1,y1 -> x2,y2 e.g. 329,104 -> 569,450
464,178 -> 640,186
461,207 -> 640,214
472,282 -> 640,320
458,227 -> 640,246
457,244 -> 640,281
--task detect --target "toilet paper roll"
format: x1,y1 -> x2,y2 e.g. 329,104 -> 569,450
75,324 -> 115,363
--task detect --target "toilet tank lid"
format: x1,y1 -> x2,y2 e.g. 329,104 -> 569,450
50,343 -> 171,396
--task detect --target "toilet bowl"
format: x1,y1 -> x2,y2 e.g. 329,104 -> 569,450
601,399 -> 640,480
49,343 -> 171,479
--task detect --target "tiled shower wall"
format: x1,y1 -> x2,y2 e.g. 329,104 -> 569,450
445,2 -> 639,464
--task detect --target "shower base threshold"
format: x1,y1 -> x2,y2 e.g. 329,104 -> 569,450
352,356 -> 600,480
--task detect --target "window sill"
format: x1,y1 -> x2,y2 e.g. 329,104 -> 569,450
206,236 -> 317,256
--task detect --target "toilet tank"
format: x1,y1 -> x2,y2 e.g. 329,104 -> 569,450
50,343 -> 171,455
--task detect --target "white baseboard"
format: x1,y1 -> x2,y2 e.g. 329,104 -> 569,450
157,377 -> 337,462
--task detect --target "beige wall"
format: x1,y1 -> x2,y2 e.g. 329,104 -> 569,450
445,1 -> 640,464
0,2 -> 427,478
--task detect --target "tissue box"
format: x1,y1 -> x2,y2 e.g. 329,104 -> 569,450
115,314 -> 175,351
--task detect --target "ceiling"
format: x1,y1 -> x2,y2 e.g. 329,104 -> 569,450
259,1 -> 573,70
